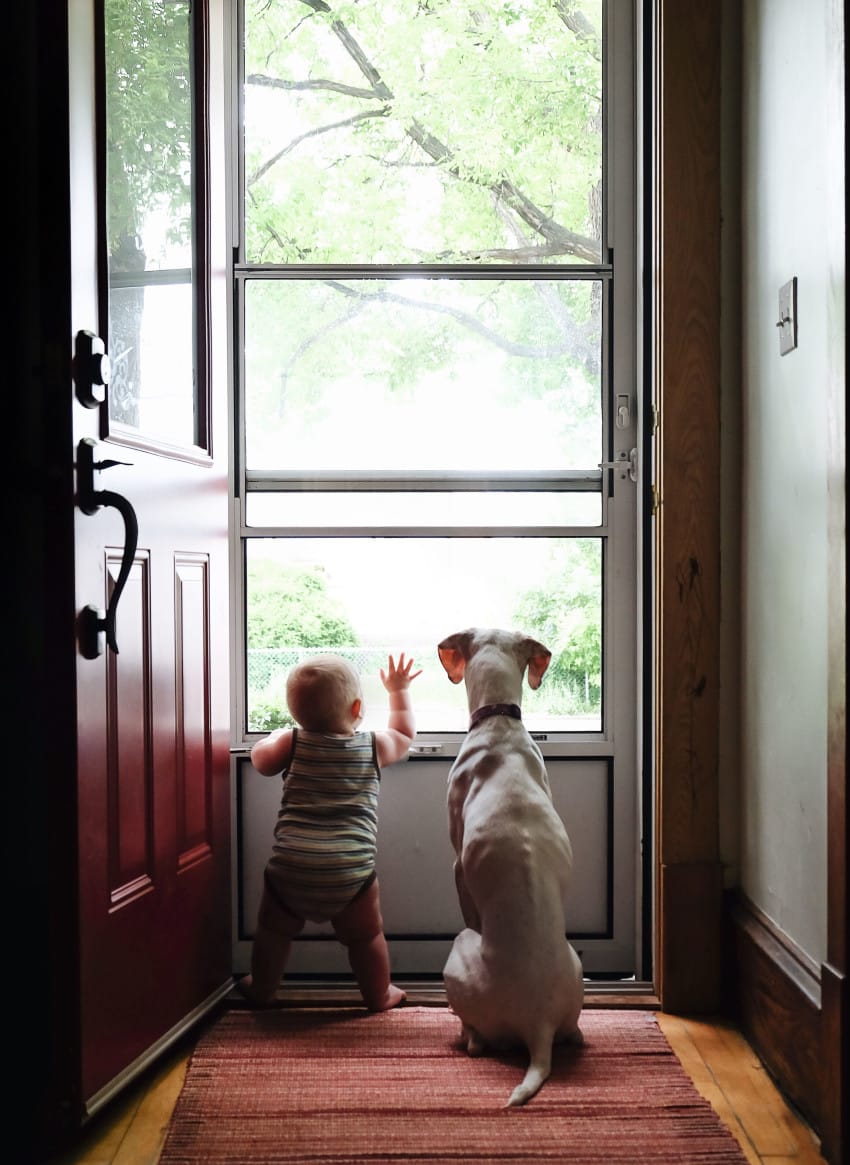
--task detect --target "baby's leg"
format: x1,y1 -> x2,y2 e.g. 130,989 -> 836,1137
239,879 -> 304,1006
333,877 -> 405,1012
239,926 -> 292,1006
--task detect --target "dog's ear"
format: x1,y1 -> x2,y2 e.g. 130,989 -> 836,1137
524,639 -> 552,690
437,633 -> 469,684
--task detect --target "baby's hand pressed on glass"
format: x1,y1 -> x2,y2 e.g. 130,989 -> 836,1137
380,653 -> 423,692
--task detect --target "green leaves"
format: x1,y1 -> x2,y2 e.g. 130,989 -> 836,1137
514,539 -> 602,713
244,0 -> 603,264
105,0 -> 193,261
246,559 -> 358,648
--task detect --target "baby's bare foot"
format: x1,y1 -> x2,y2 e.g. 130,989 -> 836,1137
235,975 -> 276,1008
368,984 -> 406,1012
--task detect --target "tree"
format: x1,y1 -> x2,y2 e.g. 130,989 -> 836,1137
513,539 -> 601,711
104,0 -> 194,426
244,0 -> 602,265
247,559 -> 358,648
246,558 -> 360,730
242,0 -> 604,425
241,1 -> 607,721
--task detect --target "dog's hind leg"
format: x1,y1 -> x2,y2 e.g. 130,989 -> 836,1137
454,863 -> 481,931
554,1023 -> 584,1047
461,1024 -> 486,1056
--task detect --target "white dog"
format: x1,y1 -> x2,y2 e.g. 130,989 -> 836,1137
438,627 -> 584,1107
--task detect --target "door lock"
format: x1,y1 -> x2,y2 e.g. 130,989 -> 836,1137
616,393 -> 631,429
598,448 -> 638,483
73,330 -> 111,409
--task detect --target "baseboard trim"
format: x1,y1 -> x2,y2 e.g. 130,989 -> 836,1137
728,892 -> 823,1137
660,861 -> 724,1013
819,961 -> 848,1165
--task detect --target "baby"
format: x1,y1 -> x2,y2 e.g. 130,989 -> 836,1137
240,651 -> 421,1010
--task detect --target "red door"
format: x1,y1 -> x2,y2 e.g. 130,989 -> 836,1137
70,0 -> 231,1105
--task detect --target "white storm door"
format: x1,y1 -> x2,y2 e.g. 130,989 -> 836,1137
230,0 -> 645,985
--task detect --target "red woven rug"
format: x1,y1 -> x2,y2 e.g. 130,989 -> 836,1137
159,1006 -> 749,1164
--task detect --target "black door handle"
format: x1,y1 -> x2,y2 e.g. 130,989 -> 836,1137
76,438 -> 139,658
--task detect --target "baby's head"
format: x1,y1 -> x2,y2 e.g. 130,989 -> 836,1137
286,654 -> 363,733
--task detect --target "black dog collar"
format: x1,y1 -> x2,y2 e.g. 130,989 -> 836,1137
468,703 -> 522,729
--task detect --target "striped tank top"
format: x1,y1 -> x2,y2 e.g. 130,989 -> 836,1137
266,728 -> 380,922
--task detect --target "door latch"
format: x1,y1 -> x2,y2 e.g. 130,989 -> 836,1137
598,448 -> 638,483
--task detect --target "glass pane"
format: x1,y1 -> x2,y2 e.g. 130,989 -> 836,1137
109,281 -> 195,441
245,538 -> 602,734
105,0 -> 196,447
246,489 -> 602,528
244,279 -> 602,473
244,0 -> 603,265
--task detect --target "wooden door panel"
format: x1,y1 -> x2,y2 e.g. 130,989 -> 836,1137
175,554 -> 214,862
108,558 -> 152,898
69,0 -> 232,1112
79,539 -> 229,1098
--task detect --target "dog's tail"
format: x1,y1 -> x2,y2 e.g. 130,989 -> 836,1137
505,1033 -> 553,1108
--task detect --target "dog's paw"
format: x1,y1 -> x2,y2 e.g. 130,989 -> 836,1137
464,1027 -> 485,1057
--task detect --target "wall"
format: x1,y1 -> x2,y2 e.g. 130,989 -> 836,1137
737,0 -> 838,968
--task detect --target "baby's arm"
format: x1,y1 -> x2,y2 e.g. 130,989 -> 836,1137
375,653 -> 422,767
250,727 -> 295,776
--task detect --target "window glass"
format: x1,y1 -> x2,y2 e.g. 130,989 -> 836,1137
105,0 -> 197,447
241,0 -> 609,739
244,0 -> 603,265
245,537 -> 602,733
244,278 -> 603,474
246,490 -> 601,529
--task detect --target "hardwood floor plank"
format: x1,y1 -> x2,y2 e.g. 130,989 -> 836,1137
657,1013 -> 761,1164
706,1026 -> 824,1161
111,1054 -> 189,1165
656,1012 -> 716,1085
676,1018 -> 799,1156
659,1015 -> 827,1164
45,1091 -> 143,1165
44,1037 -> 193,1165
690,1080 -> 762,1164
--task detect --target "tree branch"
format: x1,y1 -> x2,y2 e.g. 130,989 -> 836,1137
322,280 -> 595,364
248,106 -> 389,186
552,0 -> 602,61
247,73 -> 381,102
249,0 -> 601,263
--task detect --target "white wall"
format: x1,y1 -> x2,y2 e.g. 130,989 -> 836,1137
735,0 -> 843,964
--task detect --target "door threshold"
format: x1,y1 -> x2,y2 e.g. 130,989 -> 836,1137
224,978 -> 659,1010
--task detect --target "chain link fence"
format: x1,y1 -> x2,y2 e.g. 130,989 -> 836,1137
247,647 -> 394,731
246,646 -> 599,733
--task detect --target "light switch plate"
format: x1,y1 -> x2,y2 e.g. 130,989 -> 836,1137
778,277 -> 797,355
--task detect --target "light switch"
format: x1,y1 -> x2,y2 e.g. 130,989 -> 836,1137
777,277 -> 797,356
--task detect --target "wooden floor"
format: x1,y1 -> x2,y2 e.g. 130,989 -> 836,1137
45,991 -> 828,1165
